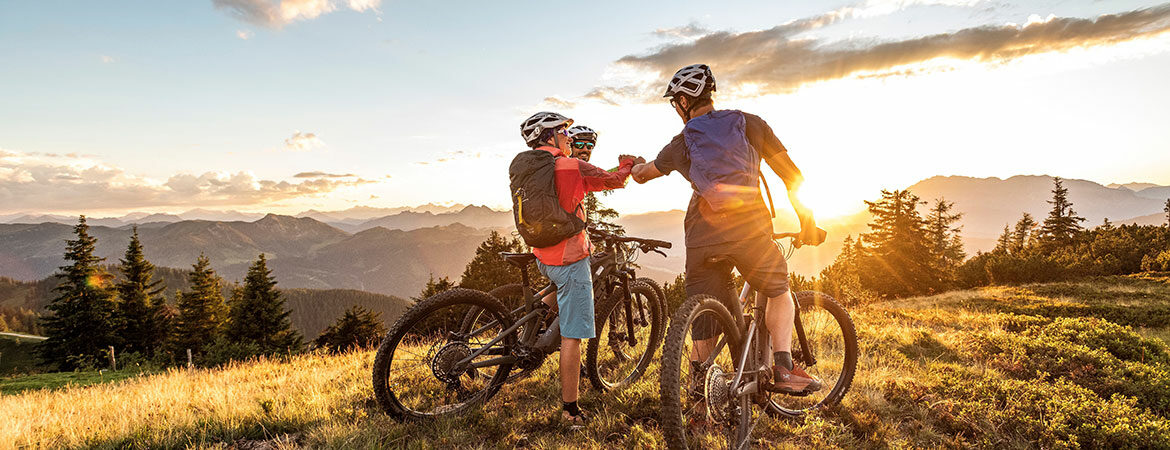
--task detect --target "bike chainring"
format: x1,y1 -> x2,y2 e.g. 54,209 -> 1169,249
430,342 -> 471,384
705,364 -> 734,423
513,345 -> 545,371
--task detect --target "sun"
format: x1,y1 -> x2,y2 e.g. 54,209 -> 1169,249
790,177 -> 865,220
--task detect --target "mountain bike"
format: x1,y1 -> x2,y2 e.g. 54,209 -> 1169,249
465,226 -> 670,389
371,231 -> 672,420
659,232 -> 858,449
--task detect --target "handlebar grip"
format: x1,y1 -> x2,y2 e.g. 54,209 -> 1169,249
643,239 -> 672,249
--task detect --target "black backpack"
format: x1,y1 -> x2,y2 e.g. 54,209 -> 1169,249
508,149 -> 586,248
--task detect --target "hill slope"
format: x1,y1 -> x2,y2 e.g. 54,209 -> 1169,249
4,275 -> 1169,448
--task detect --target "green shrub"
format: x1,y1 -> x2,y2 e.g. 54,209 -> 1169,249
887,366 -> 1170,448
967,318 -> 1170,414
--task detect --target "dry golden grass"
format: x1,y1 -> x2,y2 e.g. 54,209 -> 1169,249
3,275 -> 1170,448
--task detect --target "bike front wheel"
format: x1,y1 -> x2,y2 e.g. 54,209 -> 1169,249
372,288 -> 516,421
765,290 -> 858,418
585,281 -> 664,392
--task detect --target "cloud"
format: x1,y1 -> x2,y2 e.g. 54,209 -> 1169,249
0,149 -> 375,212
212,0 -> 381,28
100,55 -> 115,64
237,29 -> 253,39
582,4 -> 1170,103
283,131 -> 324,151
412,149 -> 496,166
293,171 -> 356,178
652,22 -> 710,40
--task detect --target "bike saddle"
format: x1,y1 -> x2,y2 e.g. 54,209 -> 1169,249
500,252 -> 537,268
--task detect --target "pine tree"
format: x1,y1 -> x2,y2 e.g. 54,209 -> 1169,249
412,274 -> 458,333
38,216 -> 121,369
313,305 -> 387,352
1010,213 -> 1038,254
924,198 -> 966,278
857,190 -> 939,297
1164,198 -> 1169,227
1039,177 -> 1085,246
414,274 -> 456,301
224,254 -> 302,354
114,226 -> 168,356
172,254 -> 227,357
458,231 -> 535,292
583,192 -> 622,233
995,224 -> 1012,253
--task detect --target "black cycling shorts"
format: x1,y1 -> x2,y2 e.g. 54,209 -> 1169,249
686,235 -> 789,341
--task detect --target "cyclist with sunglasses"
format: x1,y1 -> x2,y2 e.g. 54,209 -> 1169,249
567,125 -> 598,162
515,112 -> 643,426
630,64 -> 827,396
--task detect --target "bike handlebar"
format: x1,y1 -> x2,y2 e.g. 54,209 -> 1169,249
587,226 -> 673,250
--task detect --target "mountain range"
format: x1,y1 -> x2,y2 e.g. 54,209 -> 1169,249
1,175 -> 1166,290
0,215 -> 495,299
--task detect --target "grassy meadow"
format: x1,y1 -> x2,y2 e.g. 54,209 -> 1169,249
3,274 -> 1170,448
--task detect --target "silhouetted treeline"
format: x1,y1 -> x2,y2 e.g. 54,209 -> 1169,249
807,177 -> 1169,302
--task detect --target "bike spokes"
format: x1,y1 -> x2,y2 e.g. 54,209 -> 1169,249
767,292 -> 855,416
382,300 -> 511,417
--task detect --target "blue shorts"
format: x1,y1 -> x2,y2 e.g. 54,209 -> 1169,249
537,258 -> 596,339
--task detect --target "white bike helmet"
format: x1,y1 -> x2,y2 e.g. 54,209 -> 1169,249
521,112 -> 574,147
567,125 -> 598,142
663,63 -> 716,98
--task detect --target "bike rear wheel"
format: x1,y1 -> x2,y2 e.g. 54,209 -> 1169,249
765,291 -> 857,418
585,281 -> 664,392
372,288 -> 515,421
660,294 -> 747,449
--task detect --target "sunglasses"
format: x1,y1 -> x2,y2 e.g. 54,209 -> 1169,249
572,141 -> 595,150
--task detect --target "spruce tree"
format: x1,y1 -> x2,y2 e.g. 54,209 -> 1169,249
924,198 -> 966,278
414,274 -> 456,301
458,231 -> 535,292
1039,177 -> 1085,246
995,224 -> 1012,253
224,254 -> 302,354
1010,213 -> 1038,254
1164,198 -> 1169,227
38,216 -> 121,369
115,226 -> 168,356
313,305 -> 386,352
583,192 -> 622,233
172,254 -> 227,357
857,190 -> 939,297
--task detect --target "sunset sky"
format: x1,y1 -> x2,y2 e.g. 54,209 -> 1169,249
2,0 -> 1169,218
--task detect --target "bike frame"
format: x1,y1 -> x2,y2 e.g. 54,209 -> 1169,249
455,240 -> 651,370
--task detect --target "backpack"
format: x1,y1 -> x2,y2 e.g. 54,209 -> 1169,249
684,110 -> 771,214
508,149 -> 586,248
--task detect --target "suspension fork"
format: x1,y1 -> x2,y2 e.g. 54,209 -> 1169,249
791,291 -> 816,367
620,272 -> 638,347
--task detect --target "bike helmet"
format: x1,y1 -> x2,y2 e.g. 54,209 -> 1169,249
663,63 -> 716,99
520,111 -> 574,147
567,125 -> 599,143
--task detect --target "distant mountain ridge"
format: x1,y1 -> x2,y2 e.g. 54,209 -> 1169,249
907,175 -> 1168,241
0,215 -> 494,298
0,203 -> 476,228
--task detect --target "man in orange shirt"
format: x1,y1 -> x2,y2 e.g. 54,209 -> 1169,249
517,112 -> 641,425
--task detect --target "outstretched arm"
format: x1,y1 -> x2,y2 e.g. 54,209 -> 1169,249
632,161 -> 664,184
579,156 -> 637,192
